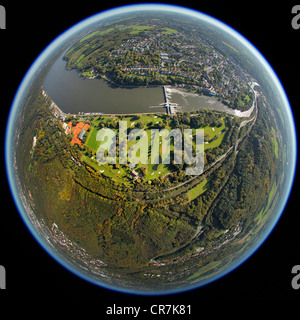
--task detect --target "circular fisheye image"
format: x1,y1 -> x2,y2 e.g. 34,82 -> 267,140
5,4 -> 297,295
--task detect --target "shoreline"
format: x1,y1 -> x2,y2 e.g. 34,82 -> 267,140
80,72 -> 165,90
42,88 -> 165,118
61,50 -> 255,118
42,77 -> 255,119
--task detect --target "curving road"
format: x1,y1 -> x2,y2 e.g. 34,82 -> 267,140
137,82 -> 259,199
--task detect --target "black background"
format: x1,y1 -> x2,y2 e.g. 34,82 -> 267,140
1,0 -> 299,305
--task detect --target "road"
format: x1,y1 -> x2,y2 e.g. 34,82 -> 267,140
138,82 -> 260,199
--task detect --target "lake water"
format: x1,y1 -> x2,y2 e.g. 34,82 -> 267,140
44,54 -> 230,115
44,54 -> 165,114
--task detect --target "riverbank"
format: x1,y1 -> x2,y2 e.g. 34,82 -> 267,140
98,73 -> 165,89
44,52 -> 256,117
168,82 -> 257,118
42,88 -> 164,119
44,57 -> 165,114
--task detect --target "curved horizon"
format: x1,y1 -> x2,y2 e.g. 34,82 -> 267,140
5,3 -> 297,296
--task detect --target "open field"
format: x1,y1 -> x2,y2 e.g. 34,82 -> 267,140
271,127 -> 279,158
188,178 -> 208,201
83,112 -> 228,183
203,118 -> 226,150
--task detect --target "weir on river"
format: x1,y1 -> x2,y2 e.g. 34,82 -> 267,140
149,86 -> 179,115
44,53 -> 256,118
163,86 -> 179,115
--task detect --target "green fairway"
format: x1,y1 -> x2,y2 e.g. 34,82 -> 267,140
203,118 -> 226,150
83,113 -> 229,182
143,163 -> 172,180
188,178 -> 208,201
86,127 -> 101,151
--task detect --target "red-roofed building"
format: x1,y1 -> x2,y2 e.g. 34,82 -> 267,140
70,121 -> 89,146
83,123 -> 90,131
65,121 -> 72,135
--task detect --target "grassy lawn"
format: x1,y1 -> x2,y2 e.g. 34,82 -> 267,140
79,27 -> 120,43
188,178 -> 208,201
86,127 -> 101,151
203,118 -> 226,150
271,127 -> 278,158
86,114 -> 165,152
80,31 -> 101,43
85,116 -> 174,181
143,163 -> 173,180
83,114 -> 227,182
187,260 -> 222,281
161,27 -> 178,34
130,25 -> 154,34
82,154 -> 130,184
254,180 -> 278,226
205,131 -> 226,150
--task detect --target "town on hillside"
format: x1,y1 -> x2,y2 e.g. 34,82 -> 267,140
64,16 -> 254,112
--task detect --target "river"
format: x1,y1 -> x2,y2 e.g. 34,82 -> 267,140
43,53 -> 240,116
43,54 -> 165,114
169,87 -> 229,113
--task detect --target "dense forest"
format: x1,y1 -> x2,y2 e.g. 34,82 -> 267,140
15,85 -> 278,271
11,14 -> 283,289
